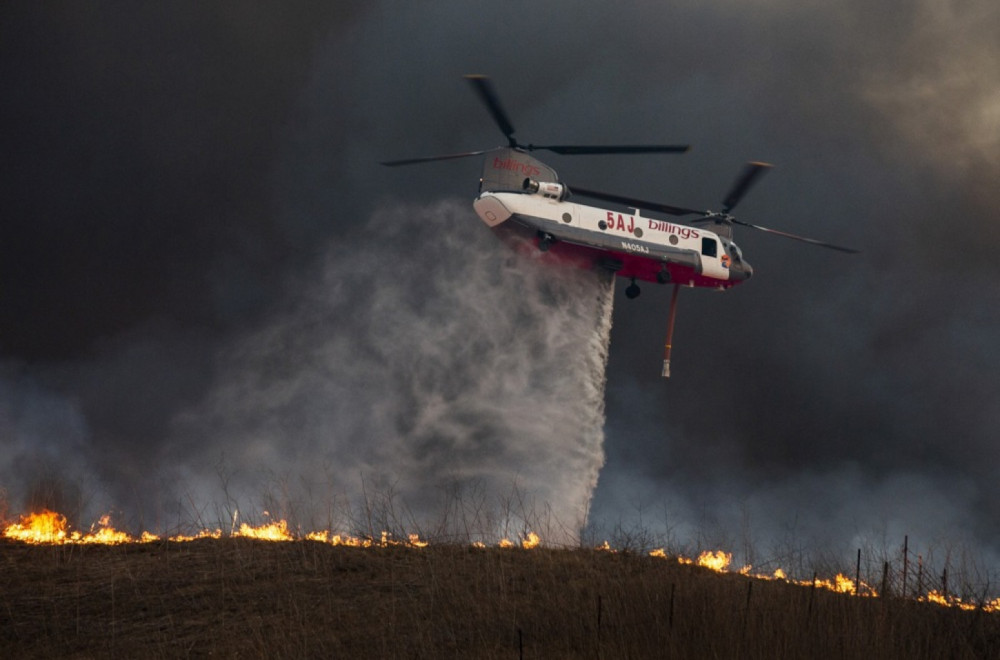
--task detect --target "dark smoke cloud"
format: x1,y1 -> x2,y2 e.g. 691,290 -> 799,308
2,1 -> 999,578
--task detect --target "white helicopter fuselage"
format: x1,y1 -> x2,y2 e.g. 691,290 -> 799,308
473,184 -> 753,290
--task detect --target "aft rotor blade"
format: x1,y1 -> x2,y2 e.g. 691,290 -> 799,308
722,162 -> 772,213
570,185 -> 704,217
381,149 -> 492,167
535,144 -> 691,155
731,218 -> 860,253
465,74 -> 516,145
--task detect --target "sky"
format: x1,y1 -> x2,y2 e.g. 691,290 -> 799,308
2,2 -> 999,577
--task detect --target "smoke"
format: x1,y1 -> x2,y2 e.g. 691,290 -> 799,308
1,199 -> 617,544
0,368 -> 95,519
158,200 -> 614,543
3,0 -> 1000,584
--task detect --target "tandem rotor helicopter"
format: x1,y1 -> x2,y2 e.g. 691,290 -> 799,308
383,75 -> 858,377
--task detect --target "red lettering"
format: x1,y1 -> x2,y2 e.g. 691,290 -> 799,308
644,218 -> 701,240
492,156 -> 540,177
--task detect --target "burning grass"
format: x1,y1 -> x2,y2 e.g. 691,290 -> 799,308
2,512 -> 1000,658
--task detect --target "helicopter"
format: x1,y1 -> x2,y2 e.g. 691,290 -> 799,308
383,75 -> 858,377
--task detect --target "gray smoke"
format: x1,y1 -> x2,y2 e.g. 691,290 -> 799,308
0,370 -> 95,517
160,200 -> 613,543
3,0 -> 1000,588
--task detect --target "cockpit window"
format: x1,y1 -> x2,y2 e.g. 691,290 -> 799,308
701,237 -> 718,258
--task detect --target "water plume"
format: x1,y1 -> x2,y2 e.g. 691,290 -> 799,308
165,200 -> 614,544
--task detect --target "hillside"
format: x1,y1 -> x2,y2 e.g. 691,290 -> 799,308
2,539 -> 999,658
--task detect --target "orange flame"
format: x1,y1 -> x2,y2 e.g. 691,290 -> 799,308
2,509 -> 141,545
695,550 -> 732,572
672,550 -> 732,570
4,510 -> 999,613
650,548 -> 891,600
3,509 -> 69,544
922,590 -> 981,612
497,532 -> 541,549
234,519 -> 294,541
168,529 -> 223,542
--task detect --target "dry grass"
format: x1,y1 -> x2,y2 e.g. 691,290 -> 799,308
2,538 -> 999,659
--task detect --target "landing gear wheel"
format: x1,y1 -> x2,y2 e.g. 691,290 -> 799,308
625,278 -> 641,299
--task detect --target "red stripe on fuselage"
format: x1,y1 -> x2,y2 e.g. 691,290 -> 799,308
490,222 -> 739,290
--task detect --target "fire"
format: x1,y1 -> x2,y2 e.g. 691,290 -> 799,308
168,529 -> 223,542
835,573 -> 857,594
0,510 -> 435,548
672,550 -> 733,571
497,532 -> 541,549
922,591 -> 981,612
79,526 -> 132,545
3,509 -> 69,544
234,519 -> 294,541
811,573 -> 859,595
650,548 -> 892,601
242,525 -> 430,548
672,551 -> 731,572
330,534 -> 369,547
696,550 -> 732,572
2,509 -> 139,545
4,510 -> 999,614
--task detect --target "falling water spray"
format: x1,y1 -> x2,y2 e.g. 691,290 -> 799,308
164,200 -> 615,544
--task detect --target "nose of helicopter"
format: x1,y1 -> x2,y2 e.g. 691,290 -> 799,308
732,260 -> 753,282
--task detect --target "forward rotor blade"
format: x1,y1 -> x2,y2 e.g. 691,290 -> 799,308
465,74 -> 516,145
535,144 -> 691,155
731,218 -> 860,253
380,149 -> 492,167
722,162 -> 772,213
570,185 -> 704,217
